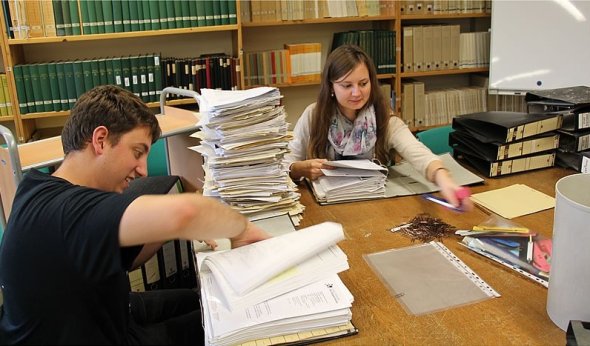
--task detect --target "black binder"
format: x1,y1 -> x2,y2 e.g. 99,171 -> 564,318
124,175 -> 197,290
453,144 -> 556,178
558,129 -> 590,153
449,130 -> 559,161
452,111 -> 562,144
525,86 -> 590,107
556,149 -> 590,172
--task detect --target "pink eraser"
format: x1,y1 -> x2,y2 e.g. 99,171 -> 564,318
456,187 -> 471,199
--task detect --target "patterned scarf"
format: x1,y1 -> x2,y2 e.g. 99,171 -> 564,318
328,105 -> 377,158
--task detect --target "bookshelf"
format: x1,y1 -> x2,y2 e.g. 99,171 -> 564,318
0,1 -> 491,143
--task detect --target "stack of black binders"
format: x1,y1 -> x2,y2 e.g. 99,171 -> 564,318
123,175 -> 198,292
525,86 -> 590,173
450,111 -> 562,177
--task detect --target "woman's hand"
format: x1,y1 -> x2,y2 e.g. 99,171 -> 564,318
290,159 -> 333,181
434,168 -> 473,212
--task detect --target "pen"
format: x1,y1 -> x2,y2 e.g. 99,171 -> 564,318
526,235 -> 533,263
422,194 -> 464,212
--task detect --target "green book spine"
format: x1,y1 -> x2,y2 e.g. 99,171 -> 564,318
212,0 -> 221,26
29,64 -> 44,113
55,62 -> 69,110
52,0 -> 65,36
93,0 -> 105,34
79,0 -> 91,34
12,65 -> 29,114
128,0 -> 139,32
196,0 -> 206,27
130,55 -> 140,98
61,0 -> 72,36
136,0 -> 145,31
141,1 -> 151,31
180,0 -> 190,28
121,55 -> 132,92
101,0 -> 114,33
82,60 -> 93,92
69,0 -> 81,35
111,0 -> 123,32
148,0 -> 160,30
111,56 -> 123,87
86,0 -> 98,34
146,54 -> 156,102
173,0 -> 183,28
165,1 -> 176,29
90,59 -> 101,88
63,61 -> 78,108
153,55 -> 162,100
21,65 -> 36,113
47,63 -> 61,111
120,0 -> 130,32
98,58 -> 108,85
188,0 -> 197,27
0,74 -> 8,117
72,60 -> 86,97
38,63 -> 53,112
228,0 -> 237,24
105,57 -> 115,85
158,1 -> 168,30
203,0 -> 214,26
138,55 -> 149,102
219,0 -> 229,25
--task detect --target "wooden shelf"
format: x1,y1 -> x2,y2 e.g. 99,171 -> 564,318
401,12 -> 491,20
241,15 -> 396,27
0,115 -> 14,122
7,25 -> 238,45
401,67 -> 489,78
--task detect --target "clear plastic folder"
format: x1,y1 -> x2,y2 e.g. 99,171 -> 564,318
364,241 -> 499,315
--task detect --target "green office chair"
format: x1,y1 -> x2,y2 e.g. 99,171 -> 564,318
416,125 -> 454,155
147,139 -> 169,176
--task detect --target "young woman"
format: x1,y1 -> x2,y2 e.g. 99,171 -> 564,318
285,44 -> 471,208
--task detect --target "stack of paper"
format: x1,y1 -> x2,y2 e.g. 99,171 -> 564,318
310,159 -> 388,204
190,87 -> 304,222
197,222 -> 356,345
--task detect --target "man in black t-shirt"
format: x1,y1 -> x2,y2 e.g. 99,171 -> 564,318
0,85 -> 269,344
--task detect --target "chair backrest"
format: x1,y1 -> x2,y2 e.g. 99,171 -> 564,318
416,125 -> 454,155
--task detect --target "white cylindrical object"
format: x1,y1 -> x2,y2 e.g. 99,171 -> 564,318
547,173 -> 590,331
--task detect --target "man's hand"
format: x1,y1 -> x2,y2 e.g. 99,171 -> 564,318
230,222 -> 272,249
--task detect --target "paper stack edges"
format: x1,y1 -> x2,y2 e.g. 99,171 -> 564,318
190,87 -> 304,222
197,222 -> 355,345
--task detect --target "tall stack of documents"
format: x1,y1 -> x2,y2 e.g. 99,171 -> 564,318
450,111 -> 562,177
190,87 -> 304,222
525,86 -> 590,173
197,222 -> 357,345
310,159 -> 388,204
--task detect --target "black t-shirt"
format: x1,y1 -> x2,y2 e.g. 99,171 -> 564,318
0,169 -> 142,344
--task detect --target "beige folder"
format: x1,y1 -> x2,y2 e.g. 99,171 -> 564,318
432,25 -> 442,70
441,25 -> 451,69
413,82 -> 426,128
412,26 -> 424,72
423,26 -> 433,71
402,83 -> 415,128
403,26 -> 414,73
450,25 -> 461,69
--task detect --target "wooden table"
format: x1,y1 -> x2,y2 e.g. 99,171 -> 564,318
297,167 -> 573,345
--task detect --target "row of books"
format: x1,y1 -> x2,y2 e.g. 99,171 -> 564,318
400,0 -> 491,15
12,53 -> 238,115
3,0 -> 237,39
161,55 -> 240,100
403,25 -> 489,73
331,30 -> 396,74
401,82 -> 486,128
243,0 -> 394,23
0,74 -> 13,118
